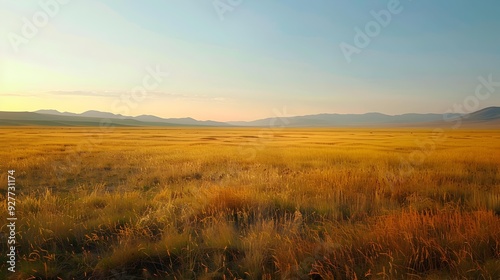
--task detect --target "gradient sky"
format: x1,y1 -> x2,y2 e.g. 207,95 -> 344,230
1,0 -> 500,121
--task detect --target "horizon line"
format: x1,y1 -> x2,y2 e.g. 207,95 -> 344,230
0,106 -> 498,123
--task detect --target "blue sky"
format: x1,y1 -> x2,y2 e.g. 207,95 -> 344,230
1,0 -> 499,121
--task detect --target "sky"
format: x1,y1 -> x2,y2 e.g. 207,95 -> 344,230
1,0 -> 500,121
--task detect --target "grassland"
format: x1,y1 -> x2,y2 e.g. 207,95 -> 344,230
0,127 -> 499,279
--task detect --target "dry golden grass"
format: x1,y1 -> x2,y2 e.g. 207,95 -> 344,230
0,127 -> 499,279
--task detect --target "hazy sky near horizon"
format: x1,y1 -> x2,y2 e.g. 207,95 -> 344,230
1,0 -> 500,121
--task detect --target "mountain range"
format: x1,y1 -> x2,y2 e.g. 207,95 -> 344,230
0,107 -> 498,128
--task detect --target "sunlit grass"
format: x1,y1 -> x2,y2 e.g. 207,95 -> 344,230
0,127 -> 499,279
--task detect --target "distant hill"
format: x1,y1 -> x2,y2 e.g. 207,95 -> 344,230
134,115 -> 229,126
0,107 -> 498,127
453,107 -> 500,128
231,107 -> 499,128
464,107 -> 500,121
0,111 -> 180,127
33,110 -> 230,127
231,112 -> 466,127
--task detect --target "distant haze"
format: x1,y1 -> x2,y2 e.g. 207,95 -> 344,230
0,107 -> 498,128
1,1 -> 500,120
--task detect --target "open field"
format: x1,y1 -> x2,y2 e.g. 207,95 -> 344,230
0,127 -> 499,279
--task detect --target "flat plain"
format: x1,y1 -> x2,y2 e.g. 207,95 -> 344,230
0,127 -> 499,279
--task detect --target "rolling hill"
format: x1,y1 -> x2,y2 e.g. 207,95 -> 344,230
0,112 -> 179,127
34,110 -> 230,126
0,107 -> 498,127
